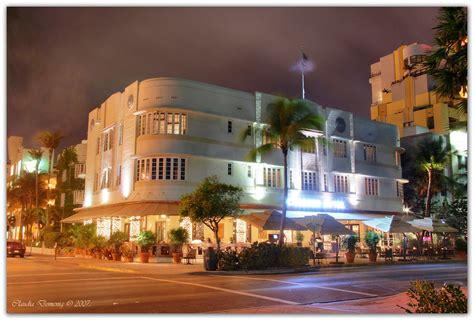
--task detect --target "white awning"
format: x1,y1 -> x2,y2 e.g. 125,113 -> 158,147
287,210 -> 389,221
61,201 -> 179,223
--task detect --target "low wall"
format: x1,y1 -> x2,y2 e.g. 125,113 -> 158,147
26,247 -> 56,256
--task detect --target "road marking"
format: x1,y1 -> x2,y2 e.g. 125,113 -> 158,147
211,275 -> 378,297
8,276 -> 143,286
7,272 -> 109,277
140,276 -> 300,305
79,263 -> 138,273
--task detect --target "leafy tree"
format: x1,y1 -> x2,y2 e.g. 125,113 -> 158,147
55,147 -> 81,225
179,176 -> 243,251
436,198 -> 467,237
424,7 -> 467,117
240,97 -> 323,245
37,130 -> 63,229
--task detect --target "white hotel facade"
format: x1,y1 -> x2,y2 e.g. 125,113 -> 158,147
64,78 -> 406,247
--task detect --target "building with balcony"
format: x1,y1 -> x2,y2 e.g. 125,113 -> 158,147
369,43 -> 466,137
63,78 -> 405,250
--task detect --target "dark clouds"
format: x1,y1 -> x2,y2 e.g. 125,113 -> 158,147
7,7 -> 440,149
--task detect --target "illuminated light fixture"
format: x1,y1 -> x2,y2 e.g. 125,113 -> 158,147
83,219 -> 93,225
403,205 -> 412,214
160,214 -> 167,219
252,186 -> 266,201
459,85 -> 468,99
349,194 -> 358,206
48,183 -> 55,189
287,197 -> 346,210
449,130 -> 467,152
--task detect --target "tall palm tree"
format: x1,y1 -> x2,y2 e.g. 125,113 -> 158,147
28,148 -> 43,239
424,7 -> 467,117
241,97 -> 324,245
416,137 -> 453,217
37,130 -> 63,228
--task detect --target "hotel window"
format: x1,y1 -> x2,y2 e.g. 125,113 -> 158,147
118,124 -> 123,146
289,170 -> 294,189
102,129 -> 114,152
396,181 -> 404,198
74,163 -> 86,178
228,121 -> 233,133
303,171 -> 317,190
116,165 -> 121,186
263,167 -> 281,188
363,144 -> 377,162
73,190 -> 85,205
96,137 -> 100,155
333,139 -> 347,158
365,178 -> 379,196
323,174 -> 328,191
334,175 -> 349,193
247,125 -> 252,136
227,163 -> 232,175
101,168 -> 112,189
137,111 -> 187,136
137,157 -> 186,181
247,165 -> 252,178
395,150 -> 401,166
427,116 -> 435,130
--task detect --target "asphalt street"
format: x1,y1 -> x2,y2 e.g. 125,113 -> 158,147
6,255 -> 468,313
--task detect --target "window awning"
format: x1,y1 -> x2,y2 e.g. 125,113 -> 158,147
61,201 -> 179,223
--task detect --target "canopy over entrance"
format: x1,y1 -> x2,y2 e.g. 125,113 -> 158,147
61,201 -> 179,223
239,210 -> 307,231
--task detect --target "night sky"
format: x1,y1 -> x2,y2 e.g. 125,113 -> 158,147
7,7 -> 441,150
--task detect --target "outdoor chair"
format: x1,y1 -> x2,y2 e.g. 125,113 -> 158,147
182,248 -> 197,265
384,248 -> 393,261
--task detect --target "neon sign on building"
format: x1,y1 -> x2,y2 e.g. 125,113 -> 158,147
286,197 -> 346,210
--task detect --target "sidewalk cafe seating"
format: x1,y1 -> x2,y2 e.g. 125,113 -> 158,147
384,248 -> 393,261
182,248 -> 197,265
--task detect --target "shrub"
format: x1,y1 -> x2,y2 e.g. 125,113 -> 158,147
91,235 -> 107,250
43,232 -> 59,248
168,227 -> 189,253
365,232 -> 380,254
108,231 -> 128,252
343,235 -> 359,253
398,280 -> 467,313
218,248 -> 240,271
295,231 -> 304,242
219,242 -> 310,271
137,231 -> 156,252
455,238 -> 467,252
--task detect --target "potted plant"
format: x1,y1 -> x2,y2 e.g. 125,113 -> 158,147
91,235 -> 107,260
455,238 -> 467,259
295,231 -> 304,247
344,235 -> 359,263
169,227 -> 189,264
121,243 -> 135,262
108,231 -> 128,261
137,231 -> 156,263
365,232 -> 380,262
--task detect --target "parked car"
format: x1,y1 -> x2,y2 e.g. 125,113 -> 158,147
7,241 -> 26,258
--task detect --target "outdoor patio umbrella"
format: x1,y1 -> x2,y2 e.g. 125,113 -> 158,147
407,218 -> 458,233
362,215 -> 420,261
295,214 -> 354,264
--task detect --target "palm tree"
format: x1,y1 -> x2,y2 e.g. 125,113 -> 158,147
415,137 -> 453,217
241,97 -> 324,245
28,148 -> 43,239
424,7 -> 467,117
37,130 -> 63,229
56,147 -> 78,230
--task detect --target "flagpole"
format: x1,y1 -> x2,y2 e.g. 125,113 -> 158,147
301,46 -> 305,100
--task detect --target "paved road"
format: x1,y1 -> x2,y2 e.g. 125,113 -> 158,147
6,256 -> 467,313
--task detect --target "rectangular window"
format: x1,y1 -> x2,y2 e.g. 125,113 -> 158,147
289,169 -> 294,188
167,113 -> 173,134
227,163 -> 232,176
228,120 -> 233,133
159,113 -> 166,134
158,158 -> 164,180
137,117 -> 141,137
140,159 -> 145,181
323,174 -> 328,192
165,158 -> 171,180
365,178 -> 379,196
395,150 -> 401,166
333,139 -> 347,158
363,144 -> 377,162
181,114 -> 187,134
116,165 -> 121,186
141,115 -> 146,136
173,158 -> 179,180
180,159 -> 186,180
173,114 -> 180,135
334,175 -> 349,193
136,160 -> 140,182
303,171 -> 317,190
151,159 -> 157,180
247,165 -> 252,178
118,124 -> 123,146
263,167 -> 281,188
247,125 -> 252,136
396,181 -> 404,198
427,116 -> 435,130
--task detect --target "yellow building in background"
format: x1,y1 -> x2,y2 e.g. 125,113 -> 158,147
369,43 -> 466,137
